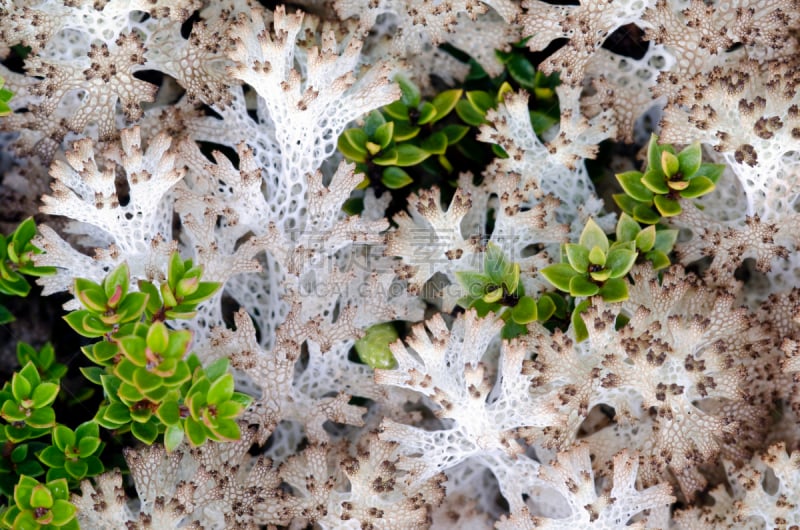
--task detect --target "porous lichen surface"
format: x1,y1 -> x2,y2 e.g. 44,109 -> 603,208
2,0 -> 800,528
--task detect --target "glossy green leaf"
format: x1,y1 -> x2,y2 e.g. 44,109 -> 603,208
133,369 -> 162,393
157,400 -> 181,425
210,418 -> 241,441
392,144 -> 430,167
677,142 -> 702,177
507,54 -> 536,89
115,292 -> 149,324
338,129 -> 369,163
587,246 -> 606,267
64,458 -> 88,479
536,295 -> 557,321
50,498 -> 77,526
208,374 -> 234,405
598,277 -> 629,303
78,435 -> 102,457
391,121 -> 420,141
541,263 -> 580,292
466,90 -> 494,113
646,134 -> 664,176
380,167 -> 413,190
579,219 -> 608,255
632,203 -> 661,224
420,131 -> 448,155
103,262 -> 130,303
146,322 -> 169,353
102,402 -> 131,425
363,110 -> 386,137
694,162 -> 725,183
654,229 -> 678,253
511,296 -> 538,324
37,446 -> 66,468
52,426 -> 75,452
11,371 -> 31,402
373,121 -> 395,150
204,357 -> 229,382
569,275 -> 599,297
26,408 -> 55,429
455,99 -> 486,126
641,169 -> 669,194
653,195 -> 682,217
416,101 -> 437,125
29,484 -> 53,508
615,213 -> 641,243
441,124 -> 470,145
456,271 -> 492,300
372,147 -> 398,165
383,100 -> 409,121
184,418 -> 207,446
616,171 -> 653,202
564,243 -> 589,273
605,248 -> 637,278
164,424 -> 184,452
646,250 -> 672,270
0,304 -> 13,324
661,150 -> 679,176
396,75 -> 421,108
634,225 -> 656,252
572,300 -> 590,342
430,89 -> 463,122
131,420 -> 159,445
31,383 -> 59,409
680,175 -> 715,199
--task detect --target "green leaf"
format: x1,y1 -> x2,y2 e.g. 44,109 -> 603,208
30,484 -> 53,508
210,418 -> 241,441
392,121 -> 421,141
52,425 -> 75,452
653,195 -> 682,217
381,167 -> 413,190
680,175 -> 715,199
430,89 -> 463,122
511,296 -> 538,324
466,90 -> 494,113
373,121 -> 395,150
133,369 -> 162,393
80,366 -> 104,386
37,446 -> 66,468
507,54 -> 536,90
641,169 -> 669,194
579,219 -> 608,255
11,218 -> 37,258
536,295 -> 557,321
572,300 -> 590,342
634,225 -> 656,252
11,372 -> 32,402
416,101 -> 437,125
138,280 -> 162,316
117,382 -> 143,403
203,357 -> 228,382
50,499 -> 77,526
207,374 -> 235,405
101,402 -> 131,425
564,243 -> 589,272
103,262 -> 130,302
598,277 -> 629,303
615,212 -> 641,243
605,248 -> 637,278
661,150 -> 679,176
184,418 -> 207,446
455,99 -> 486,126
484,243 -> 511,284
131,420 -> 159,445
363,110 -> 386,137
483,287 -> 503,303
677,142 -> 702,177
632,203 -> 661,224
157,400 -> 181,425
455,271 -> 492,301
26,407 -> 56,429
146,322 -> 169,353
338,129 -> 369,163
0,304 -> 14,324
541,263 -> 580,292
114,292 -> 149,324
392,144 -> 430,167
396,75 -> 421,108
420,131 -> 448,155
118,337 -> 147,367
587,246 -> 606,267
694,162 -> 725,183
646,250 -> 672,270
383,100 -> 409,121
653,229 -> 678,253
569,275 -> 599,297
616,171 -> 653,202
77,436 -> 102,457
372,147 -> 398,165
64,458 -> 88,479
31,383 -> 59,409
646,134 -> 663,176
164,424 -> 184,452
530,110 -> 558,135
441,124 -> 470,145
